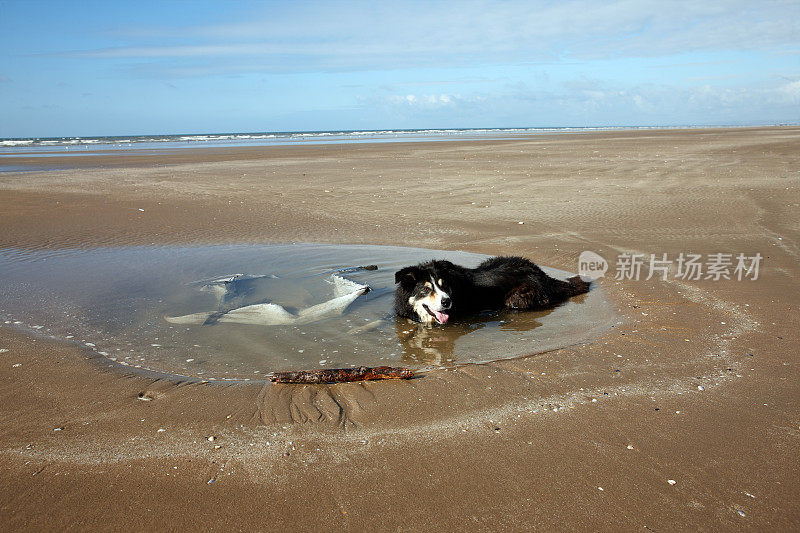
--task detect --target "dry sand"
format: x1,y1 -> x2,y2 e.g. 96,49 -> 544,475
0,127 -> 798,530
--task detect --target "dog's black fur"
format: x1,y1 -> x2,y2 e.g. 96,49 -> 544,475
394,256 -> 590,324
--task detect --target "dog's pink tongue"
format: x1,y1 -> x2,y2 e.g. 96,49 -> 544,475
433,310 -> 450,324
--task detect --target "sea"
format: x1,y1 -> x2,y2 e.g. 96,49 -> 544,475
0,126 -> 692,156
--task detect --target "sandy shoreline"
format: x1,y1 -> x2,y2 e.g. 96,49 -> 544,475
1,127 -> 798,530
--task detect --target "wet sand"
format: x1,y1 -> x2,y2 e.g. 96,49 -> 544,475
1,127 -> 798,530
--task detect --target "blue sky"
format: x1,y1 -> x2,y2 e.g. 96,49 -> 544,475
1,0 -> 798,137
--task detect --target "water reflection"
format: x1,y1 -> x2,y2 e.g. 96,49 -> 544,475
395,307 -> 555,366
0,243 -> 612,377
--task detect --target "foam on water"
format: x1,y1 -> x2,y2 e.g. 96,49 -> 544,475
0,125 -> 710,157
0,244 -> 616,379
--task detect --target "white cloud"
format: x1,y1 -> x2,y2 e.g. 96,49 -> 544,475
367,93 -> 473,108
777,80 -> 800,102
633,94 -> 654,112
54,0 -> 800,75
359,78 -> 800,127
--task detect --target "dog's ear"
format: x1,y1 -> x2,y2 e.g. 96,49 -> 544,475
395,266 -> 422,285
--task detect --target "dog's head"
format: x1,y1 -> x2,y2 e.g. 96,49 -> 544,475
394,261 -> 454,325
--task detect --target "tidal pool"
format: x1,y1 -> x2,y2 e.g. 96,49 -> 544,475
0,244 -> 616,379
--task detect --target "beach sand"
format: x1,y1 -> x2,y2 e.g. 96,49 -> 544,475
0,127 -> 798,530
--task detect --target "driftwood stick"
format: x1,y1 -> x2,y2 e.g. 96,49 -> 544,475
271,366 -> 414,384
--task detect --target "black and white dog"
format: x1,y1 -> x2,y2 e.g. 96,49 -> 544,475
394,256 -> 590,325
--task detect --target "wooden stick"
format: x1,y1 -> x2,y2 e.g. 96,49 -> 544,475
271,366 -> 414,384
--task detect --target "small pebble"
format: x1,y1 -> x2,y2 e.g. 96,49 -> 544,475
697,385 -> 705,391
667,479 -> 677,485
597,486 -> 604,491
736,509 -> 746,517
157,428 -> 165,433
207,477 -> 215,484
626,445 -> 634,450
207,436 -> 216,441
0,348 -> 9,353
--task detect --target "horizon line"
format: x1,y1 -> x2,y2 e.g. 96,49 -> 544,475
2,122 -> 796,142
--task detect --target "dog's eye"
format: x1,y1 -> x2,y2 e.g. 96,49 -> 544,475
420,287 -> 431,295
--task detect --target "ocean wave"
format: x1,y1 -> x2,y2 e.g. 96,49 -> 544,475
0,126 -> 731,153
0,140 -> 35,146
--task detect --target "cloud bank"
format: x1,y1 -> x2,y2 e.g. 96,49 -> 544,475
58,1 -> 799,76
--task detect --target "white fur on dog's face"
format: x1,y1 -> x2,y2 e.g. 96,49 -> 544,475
409,276 -> 451,324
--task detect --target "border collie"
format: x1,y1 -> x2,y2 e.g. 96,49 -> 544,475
394,256 -> 590,325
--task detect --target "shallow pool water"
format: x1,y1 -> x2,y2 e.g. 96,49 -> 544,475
0,244 -> 616,379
